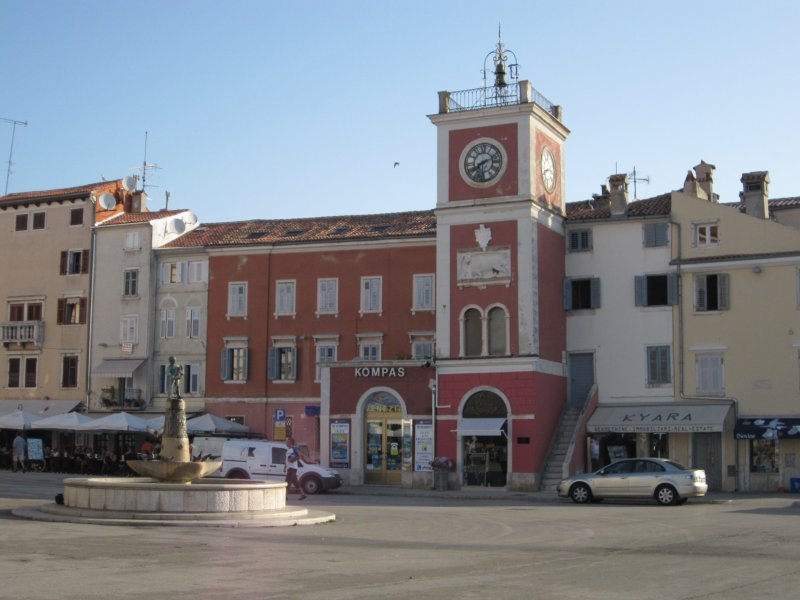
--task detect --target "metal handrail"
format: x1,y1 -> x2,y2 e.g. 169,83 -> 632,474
444,83 -> 558,118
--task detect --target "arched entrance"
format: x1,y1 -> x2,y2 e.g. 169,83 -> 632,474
461,390 -> 508,487
363,390 -> 405,485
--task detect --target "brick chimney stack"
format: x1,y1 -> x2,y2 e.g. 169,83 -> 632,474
607,174 -> 629,216
740,171 -> 770,219
694,161 -> 716,201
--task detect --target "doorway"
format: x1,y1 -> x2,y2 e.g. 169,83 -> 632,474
693,432 -> 722,491
363,391 -> 404,485
568,353 -> 595,406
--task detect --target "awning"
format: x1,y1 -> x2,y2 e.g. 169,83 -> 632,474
0,399 -> 82,418
454,418 -> 507,437
735,418 -> 800,440
92,359 -> 145,378
587,403 -> 732,433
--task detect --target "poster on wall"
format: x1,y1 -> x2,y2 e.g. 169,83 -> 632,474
27,438 -> 44,461
414,419 -> 434,472
330,419 -> 350,469
402,419 -> 413,471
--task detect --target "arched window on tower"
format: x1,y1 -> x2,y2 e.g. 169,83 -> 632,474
487,306 -> 508,356
464,308 -> 482,357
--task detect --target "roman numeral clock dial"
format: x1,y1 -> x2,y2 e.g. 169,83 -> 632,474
459,138 -> 507,188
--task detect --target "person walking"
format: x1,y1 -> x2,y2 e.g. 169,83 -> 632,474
12,431 -> 27,473
284,436 -> 306,500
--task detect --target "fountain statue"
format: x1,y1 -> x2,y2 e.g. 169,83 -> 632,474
127,356 -> 221,483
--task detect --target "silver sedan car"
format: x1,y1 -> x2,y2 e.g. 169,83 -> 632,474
557,458 -> 708,505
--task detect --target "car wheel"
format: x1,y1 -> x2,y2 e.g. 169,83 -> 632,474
226,470 -> 249,480
301,475 -> 322,495
655,484 -> 678,506
569,482 -> 592,504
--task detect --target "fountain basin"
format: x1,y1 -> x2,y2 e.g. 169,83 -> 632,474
126,460 -> 222,483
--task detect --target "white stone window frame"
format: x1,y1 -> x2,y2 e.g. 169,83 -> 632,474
313,334 -> 340,382
408,330 -> 435,360
412,274 -> 435,313
316,278 -> 339,317
159,299 -> 177,339
227,282 -> 248,319
693,220 -> 720,248
275,280 -> 297,318
123,230 -> 141,251
187,260 -> 208,284
186,304 -> 202,338
360,276 -> 382,316
120,314 -> 139,344
221,336 -> 249,383
269,335 -> 297,383
694,350 -> 725,395
123,269 -> 139,298
357,332 -> 383,361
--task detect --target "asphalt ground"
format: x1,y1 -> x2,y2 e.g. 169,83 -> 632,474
1,470 -> 799,600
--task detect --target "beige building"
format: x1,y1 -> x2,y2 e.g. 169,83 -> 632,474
0,179 -> 144,420
671,166 -> 800,492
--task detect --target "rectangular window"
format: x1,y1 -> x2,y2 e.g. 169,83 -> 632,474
567,229 -> 592,252
276,281 -> 296,316
635,273 -> 678,307
158,364 -> 168,394
695,223 -> 719,247
9,304 -> 24,321
413,274 -> 435,311
70,208 -> 84,226
15,213 -> 28,231
563,277 -> 601,310
187,260 -> 207,283
228,283 -> 247,317
124,231 -> 141,250
360,343 -> 380,361
160,308 -> 176,339
161,261 -> 186,284
696,353 -> 724,394
62,355 -> 79,388
32,212 -> 46,230
268,346 -> 297,381
123,269 -> 139,297
317,278 -> 338,314
120,315 -> 139,343
61,249 -> 89,275
184,363 -> 201,394
57,298 -> 87,325
361,277 -> 382,313
24,357 -> 37,387
412,341 -> 434,360
221,347 -> 248,382
315,344 -> 337,381
26,303 -> 42,321
695,274 -> 730,311
643,223 -> 669,247
186,307 -> 201,338
646,345 -> 672,385
7,357 -> 20,388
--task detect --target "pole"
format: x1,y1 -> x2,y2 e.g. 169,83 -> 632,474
3,118 -> 28,195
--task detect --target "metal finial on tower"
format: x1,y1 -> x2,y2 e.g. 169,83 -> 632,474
483,27 -> 519,94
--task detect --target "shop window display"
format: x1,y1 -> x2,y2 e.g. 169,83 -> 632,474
750,439 -> 778,473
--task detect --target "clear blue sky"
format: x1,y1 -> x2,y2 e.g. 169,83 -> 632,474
3,1 -> 799,223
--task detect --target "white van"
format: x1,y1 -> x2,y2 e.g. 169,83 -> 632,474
192,437 -> 341,495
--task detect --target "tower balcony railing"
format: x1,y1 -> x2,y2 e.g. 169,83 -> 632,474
1,321 -> 44,347
438,80 -> 561,120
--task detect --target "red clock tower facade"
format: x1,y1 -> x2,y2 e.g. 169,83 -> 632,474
429,39 -> 570,490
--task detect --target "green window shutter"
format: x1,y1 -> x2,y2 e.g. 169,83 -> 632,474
634,276 -> 647,306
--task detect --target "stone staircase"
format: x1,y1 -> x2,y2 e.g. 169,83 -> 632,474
539,405 -> 582,491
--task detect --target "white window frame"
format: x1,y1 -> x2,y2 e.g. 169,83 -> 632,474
315,343 -> 338,382
413,274 -> 435,312
646,345 -> 672,386
160,261 -> 187,285
694,222 -> 720,248
696,353 -> 724,395
120,315 -> 139,344
360,343 -> 380,361
123,269 -> 139,297
160,306 -> 176,339
317,278 -> 338,316
221,338 -> 248,382
268,336 -> 297,382
275,280 -> 296,317
123,230 -> 141,251
66,249 -> 83,275
184,362 -> 201,394
411,340 -> 434,360
567,229 -> 592,252
227,282 -> 248,318
187,260 -> 207,284
360,276 -> 382,315
186,306 -> 202,338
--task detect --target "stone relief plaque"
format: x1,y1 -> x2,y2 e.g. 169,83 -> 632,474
456,247 -> 511,288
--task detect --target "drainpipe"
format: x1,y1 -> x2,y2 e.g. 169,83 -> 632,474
86,200 -> 97,412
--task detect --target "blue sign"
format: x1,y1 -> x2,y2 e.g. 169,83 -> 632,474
275,409 -> 285,421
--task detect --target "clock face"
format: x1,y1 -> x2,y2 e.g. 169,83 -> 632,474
463,141 -> 504,184
541,146 -> 556,193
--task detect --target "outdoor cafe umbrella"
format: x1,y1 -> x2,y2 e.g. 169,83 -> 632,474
186,413 -> 249,435
74,411 -> 150,433
146,415 -> 165,434
30,412 -> 95,430
0,409 -> 42,430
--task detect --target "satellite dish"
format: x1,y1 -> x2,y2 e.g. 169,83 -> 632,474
167,218 -> 185,234
122,176 -> 137,191
182,212 -> 198,226
98,193 -> 116,210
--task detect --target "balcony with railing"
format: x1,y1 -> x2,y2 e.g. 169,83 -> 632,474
100,386 -> 146,410
1,321 -> 44,347
437,80 -> 562,121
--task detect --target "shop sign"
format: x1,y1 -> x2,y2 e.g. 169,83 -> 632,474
330,419 -> 350,469
414,420 -> 434,472
354,367 -> 406,378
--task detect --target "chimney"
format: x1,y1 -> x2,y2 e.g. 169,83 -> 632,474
607,174 -> 629,216
740,171 -> 770,219
683,170 -> 707,200
693,161 -> 716,202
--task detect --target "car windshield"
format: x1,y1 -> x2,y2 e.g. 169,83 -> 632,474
662,459 -> 689,471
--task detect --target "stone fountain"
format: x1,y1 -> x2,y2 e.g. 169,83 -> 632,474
12,358 -> 335,527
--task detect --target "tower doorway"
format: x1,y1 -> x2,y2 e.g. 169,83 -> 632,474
461,390 -> 508,487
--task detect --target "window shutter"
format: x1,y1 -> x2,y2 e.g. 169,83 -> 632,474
718,274 -> 730,310
242,349 -> 249,380
290,348 -> 298,379
643,224 -> 656,248
634,276 -> 647,306
695,275 -> 707,311
220,349 -> 230,380
667,273 -> 679,305
267,347 -> 279,380
590,277 -> 602,309
81,249 -> 90,274
79,298 -> 87,324
160,311 -> 167,338
180,262 -> 188,283
57,299 -> 65,324
60,251 -> 68,275
563,278 -> 573,310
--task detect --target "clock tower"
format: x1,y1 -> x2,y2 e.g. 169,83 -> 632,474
428,35 -> 570,491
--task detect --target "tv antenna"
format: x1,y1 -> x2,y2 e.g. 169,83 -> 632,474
2,117 -> 28,195
137,131 -> 161,194
628,166 -> 650,200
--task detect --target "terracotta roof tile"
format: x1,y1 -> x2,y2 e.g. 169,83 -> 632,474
97,210 -> 187,226
565,193 -> 671,221
0,179 -> 120,203
162,210 -> 437,249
